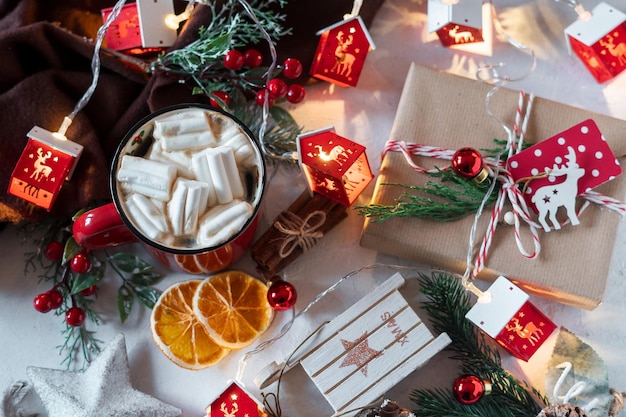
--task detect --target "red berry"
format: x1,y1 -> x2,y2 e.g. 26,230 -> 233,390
33,293 -> 53,313
282,58 -> 303,79
255,90 -> 275,107
266,78 -> 288,98
80,285 -> 97,297
70,253 -> 91,274
244,49 -> 263,68
44,241 -> 64,262
286,84 -> 306,104
209,91 -> 231,108
223,49 -> 244,70
66,307 -> 86,327
48,289 -> 64,309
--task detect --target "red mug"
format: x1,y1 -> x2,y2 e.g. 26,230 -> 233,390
73,104 -> 266,274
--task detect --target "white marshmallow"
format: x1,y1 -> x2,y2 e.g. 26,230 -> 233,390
154,111 -> 211,137
217,146 -> 244,200
219,127 -> 256,167
204,148 -> 233,204
159,131 -> 217,151
198,200 -> 253,246
168,178 -> 211,236
117,155 -> 176,201
191,151 -> 219,207
146,141 -> 194,179
124,194 -> 169,240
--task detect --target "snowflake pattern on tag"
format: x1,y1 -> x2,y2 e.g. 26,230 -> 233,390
507,119 -> 621,231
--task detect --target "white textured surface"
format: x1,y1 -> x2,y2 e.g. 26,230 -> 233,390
2,0 -> 626,416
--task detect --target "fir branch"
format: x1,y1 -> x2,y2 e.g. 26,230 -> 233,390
412,273 -> 547,417
357,169 -> 498,222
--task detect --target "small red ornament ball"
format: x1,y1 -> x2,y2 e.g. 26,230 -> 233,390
267,280 -> 297,310
256,90 -> 275,107
66,307 -> 86,327
48,289 -> 64,309
452,375 -> 490,405
451,147 -> 484,179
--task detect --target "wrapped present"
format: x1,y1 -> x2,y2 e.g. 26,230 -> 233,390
360,63 -> 626,310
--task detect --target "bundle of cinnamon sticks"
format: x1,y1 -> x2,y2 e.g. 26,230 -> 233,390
250,190 -> 347,278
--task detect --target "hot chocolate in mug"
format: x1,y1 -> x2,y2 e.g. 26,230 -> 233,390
73,104 -> 266,274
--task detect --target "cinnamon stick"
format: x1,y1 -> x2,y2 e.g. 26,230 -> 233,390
250,190 -> 347,278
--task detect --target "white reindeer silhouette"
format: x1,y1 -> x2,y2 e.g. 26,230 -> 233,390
331,31 -> 356,77
30,148 -> 53,182
220,401 -> 238,417
531,146 -> 585,232
315,144 -> 349,164
599,33 -> 626,65
448,26 -> 475,43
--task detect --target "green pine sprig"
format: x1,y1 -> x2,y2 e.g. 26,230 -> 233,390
412,273 -> 547,417
357,168 -> 498,222
20,213 -> 164,369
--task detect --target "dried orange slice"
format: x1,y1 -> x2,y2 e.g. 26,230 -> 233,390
193,271 -> 274,349
174,245 -> 234,274
150,280 -> 229,369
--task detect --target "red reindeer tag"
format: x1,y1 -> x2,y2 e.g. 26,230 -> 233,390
8,127 -> 83,210
466,276 -> 556,361
507,119 -> 621,232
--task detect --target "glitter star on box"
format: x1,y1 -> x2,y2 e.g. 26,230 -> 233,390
26,333 -> 181,417
339,331 -> 383,377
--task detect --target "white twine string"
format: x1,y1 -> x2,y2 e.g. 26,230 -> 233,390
553,362 -> 601,412
344,0 -> 364,19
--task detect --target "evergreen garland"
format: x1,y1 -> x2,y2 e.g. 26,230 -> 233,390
413,272 -> 547,417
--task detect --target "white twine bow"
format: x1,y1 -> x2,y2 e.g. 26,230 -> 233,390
553,362 -> 601,412
274,210 -> 327,258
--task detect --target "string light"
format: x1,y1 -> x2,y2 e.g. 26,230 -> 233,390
56,0 -> 128,139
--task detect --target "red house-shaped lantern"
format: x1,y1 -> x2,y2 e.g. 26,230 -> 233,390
465,276 -> 557,362
565,2 -> 626,83
428,0 -> 483,47
310,16 -> 376,87
297,127 -> 373,207
102,0 -> 178,53
205,381 -> 266,417
8,127 -> 83,211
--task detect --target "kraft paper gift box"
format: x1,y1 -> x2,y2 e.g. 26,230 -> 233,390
360,63 -> 626,310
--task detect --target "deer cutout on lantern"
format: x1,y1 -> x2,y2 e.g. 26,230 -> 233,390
505,317 -> 544,346
448,25 -> 474,43
315,144 -> 350,165
332,31 -> 356,77
599,33 -> 626,65
220,402 -> 238,417
531,146 -> 585,232
30,148 -> 53,182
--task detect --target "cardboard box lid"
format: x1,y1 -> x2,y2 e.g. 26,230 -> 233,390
360,63 -> 626,310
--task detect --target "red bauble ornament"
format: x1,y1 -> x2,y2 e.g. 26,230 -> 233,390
452,375 -> 491,405
451,147 -> 487,182
255,90 -> 275,107
80,285 -> 97,297
267,280 -> 297,310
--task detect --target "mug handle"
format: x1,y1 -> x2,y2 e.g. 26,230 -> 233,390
72,202 -> 138,250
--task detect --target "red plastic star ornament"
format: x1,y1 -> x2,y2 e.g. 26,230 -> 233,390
339,331 -> 383,376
